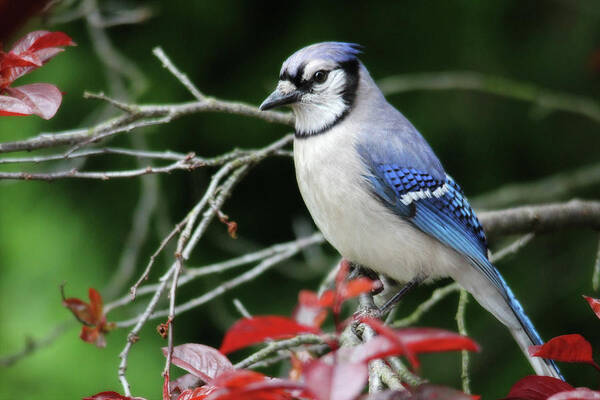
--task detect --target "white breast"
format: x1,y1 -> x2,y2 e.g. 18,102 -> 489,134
293,125 -> 464,283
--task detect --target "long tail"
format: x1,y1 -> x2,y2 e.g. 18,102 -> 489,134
453,258 -> 563,379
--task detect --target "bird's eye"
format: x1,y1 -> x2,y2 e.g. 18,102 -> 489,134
313,70 -> 328,84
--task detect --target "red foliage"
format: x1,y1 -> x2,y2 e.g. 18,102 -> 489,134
358,316 -> 479,368
83,391 -> 146,400
293,290 -> 330,328
175,370 -> 302,400
219,316 -> 321,354
292,260 -> 381,329
303,358 -> 368,400
62,287 -> 115,347
0,30 -> 74,119
162,343 -> 234,383
583,296 -> 600,320
546,388 -> 600,400
503,376 -> 574,400
529,334 -> 598,366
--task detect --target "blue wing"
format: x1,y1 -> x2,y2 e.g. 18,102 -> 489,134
362,162 -> 506,289
361,159 -> 547,345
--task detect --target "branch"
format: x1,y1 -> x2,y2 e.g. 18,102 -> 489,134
379,71 -> 600,123
472,162 -> 600,209
456,290 -> 471,394
593,234 -> 600,291
0,322 -> 71,367
153,47 -> 205,101
0,97 -> 292,155
234,334 -> 325,369
479,199 -> 600,238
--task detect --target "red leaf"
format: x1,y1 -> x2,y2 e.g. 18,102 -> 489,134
80,325 -> 107,347
63,297 -> 95,325
29,31 -> 75,52
0,31 -> 74,89
162,343 -> 233,382
220,316 -> 321,354
304,358 -> 368,400
503,376 -> 574,400
0,51 -> 41,69
340,277 -> 381,299
584,296 -> 600,320
213,380 -> 304,400
529,334 -> 595,364
83,391 -> 146,400
358,317 -> 479,368
547,388 -> 600,400
411,384 -> 477,400
293,290 -> 329,328
0,83 -> 62,119
89,288 -> 103,321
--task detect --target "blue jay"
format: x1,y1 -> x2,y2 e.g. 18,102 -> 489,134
259,42 -> 561,378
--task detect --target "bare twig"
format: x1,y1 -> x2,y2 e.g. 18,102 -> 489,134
105,231 -> 323,314
233,298 -> 252,318
153,47 -> 205,101
0,98 -> 292,156
479,200 -> 600,238
234,334 -> 325,369
105,151 -> 160,299
125,217 -> 188,303
118,269 -> 172,396
393,283 -> 461,328
90,6 -> 153,28
473,162 -> 600,209
593,234 -> 600,291
117,247 -> 299,327
0,147 -> 188,164
0,322 -> 71,367
456,289 -> 471,394
489,233 -> 535,263
379,71 -> 600,123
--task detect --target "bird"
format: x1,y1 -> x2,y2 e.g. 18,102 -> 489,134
259,42 -> 561,378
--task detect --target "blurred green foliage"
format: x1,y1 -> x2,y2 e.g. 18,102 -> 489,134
1,1 -> 600,399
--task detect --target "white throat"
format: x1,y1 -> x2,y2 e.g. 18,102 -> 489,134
291,69 -> 349,136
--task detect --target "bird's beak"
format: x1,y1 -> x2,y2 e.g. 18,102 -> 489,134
259,87 -> 300,111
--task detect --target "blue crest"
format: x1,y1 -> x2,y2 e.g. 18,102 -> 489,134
280,42 -> 362,80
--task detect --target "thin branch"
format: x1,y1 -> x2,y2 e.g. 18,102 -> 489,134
0,147 -> 188,164
153,47 -> 205,101
126,217 -> 188,303
479,200 -> 600,238
386,356 -> 425,386
90,6 -> 153,28
233,298 -> 252,318
356,294 -> 406,392
489,233 -> 535,263
0,322 -> 71,367
456,289 -> 471,394
379,71 -> 600,123
234,334 -> 325,369
393,283 -> 461,328
117,247 -> 299,327
472,162 -> 600,209
105,156 -> 160,299
118,269 -> 172,396
105,232 -> 323,312
593,234 -> 600,291
0,97 -> 292,157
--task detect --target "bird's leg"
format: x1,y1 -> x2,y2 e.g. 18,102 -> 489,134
379,275 -> 425,314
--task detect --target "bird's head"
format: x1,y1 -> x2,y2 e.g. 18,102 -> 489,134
260,42 -> 362,137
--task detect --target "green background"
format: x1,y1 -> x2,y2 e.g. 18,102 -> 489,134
1,1 -> 600,398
